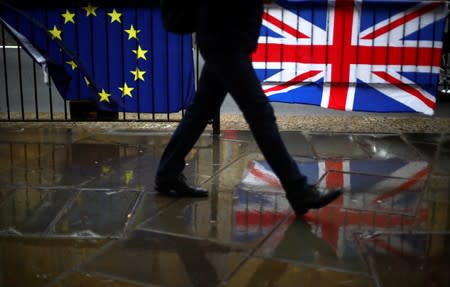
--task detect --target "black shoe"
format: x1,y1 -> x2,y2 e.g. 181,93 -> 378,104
286,184 -> 342,216
155,174 -> 209,197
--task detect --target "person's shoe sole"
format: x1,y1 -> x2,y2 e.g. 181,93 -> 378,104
156,186 -> 209,198
293,189 -> 343,216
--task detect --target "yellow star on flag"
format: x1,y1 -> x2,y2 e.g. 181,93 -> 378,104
98,89 -> 111,103
84,76 -> 90,86
132,45 -> 148,60
122,170 -> 134,185
61,10 -> 76,24
107,9 -> 122,23
131,67 -> 146,81
83,3 -> 98,16
119,83 -> 134,97
66,60 -> 78,70
124,25 -> 140,40
48,25 -> 62,40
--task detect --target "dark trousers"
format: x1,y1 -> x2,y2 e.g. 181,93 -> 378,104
157,50 -> 305,191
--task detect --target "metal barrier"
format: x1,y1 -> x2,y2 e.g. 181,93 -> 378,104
0,18 -> 202,123
1,2 -> 449,127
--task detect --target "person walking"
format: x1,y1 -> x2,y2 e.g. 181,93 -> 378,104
155,0 -> 342,215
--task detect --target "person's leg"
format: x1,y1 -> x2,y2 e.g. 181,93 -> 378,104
202,51 -> 342,214
155,61 -> 227,195
202,51 -> 303,187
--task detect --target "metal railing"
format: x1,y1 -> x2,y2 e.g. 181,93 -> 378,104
1,1 -> 449,128
0,17 -> 203,124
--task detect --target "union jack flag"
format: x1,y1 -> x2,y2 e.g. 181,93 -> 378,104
253,0 -> 448,115
234,158 -> 430,261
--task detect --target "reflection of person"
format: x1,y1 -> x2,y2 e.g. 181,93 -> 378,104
155,0 -> 342,215
244,219 -> 337,286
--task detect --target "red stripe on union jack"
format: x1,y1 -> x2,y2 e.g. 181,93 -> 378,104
253,0 -> 447,115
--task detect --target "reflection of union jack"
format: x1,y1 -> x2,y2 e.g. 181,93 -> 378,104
253,0 -> 448,114
236,158 -> 430,256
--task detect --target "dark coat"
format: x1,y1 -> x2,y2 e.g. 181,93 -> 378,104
196,0 -> 264,53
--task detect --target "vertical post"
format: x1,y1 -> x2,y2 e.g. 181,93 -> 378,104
212,112 -> 220,136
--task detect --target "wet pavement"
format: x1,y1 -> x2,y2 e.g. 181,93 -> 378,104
0,126 -> 449,287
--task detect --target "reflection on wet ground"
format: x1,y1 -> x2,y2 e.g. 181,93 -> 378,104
0,127 -> 449,286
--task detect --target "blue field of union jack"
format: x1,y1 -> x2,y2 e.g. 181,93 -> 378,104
253,0 -> 448,115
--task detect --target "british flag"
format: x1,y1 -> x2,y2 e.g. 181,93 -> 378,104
234,158 -> 430,259
253,0 -> 448,115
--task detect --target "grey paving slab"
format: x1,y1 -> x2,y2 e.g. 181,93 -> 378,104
280,131 -> 315,157
137,154 -> 327,247
355,134 -> 424,160
403,133 -> 444,145
0,142 -> 68,171
0,188 -> 15,205
425,175 -> 450,203
414,200 -> 450,232
0,237 -> 108,287
256,217 -> 370,275
0,127 -> 93,144
358,233 -> 450,287
441,134 -> 450,150
125,192 -> 177,232
138,188 -> 291,248
73,129 -> 175,145
48,271 -> 144,287
308,133 -> 369,158
224,256 -> 375,287
82,155 -> 159,191
322,171 -> 426,216
312,158 -> 430,180
52,189 -> 140,238
0,188 -> 76,236
407,142 -> 440,161
0,128 -> 448,287
434,149 -> 450,175
79,230 -> 248,287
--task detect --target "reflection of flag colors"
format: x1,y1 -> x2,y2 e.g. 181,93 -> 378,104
0,3 -> 195,113
235,158 -> 429,257
253,0 -> 448,114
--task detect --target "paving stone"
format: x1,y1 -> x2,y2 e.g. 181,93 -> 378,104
52,189 -> 140,238
80,230 -> 248,287
414,200 -> 450,232
308,133 -> 369,158
49,271 -> 143,287
0,188 -> 76,235
434,149 -> 450,175
138,187 -> 291,248
224,257 -> 375,287
357,233 -> 450,287
0,237 -> 107,287
0,127 -> 86,144
0,128 -> 448,287
256,216 -> 370,274
320,171 -> 426,216
355,134 -> 423,160
425,175 -> 450,203
403,133 -> 443,144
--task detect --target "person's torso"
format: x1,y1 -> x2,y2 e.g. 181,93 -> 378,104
196,0 -> 264,52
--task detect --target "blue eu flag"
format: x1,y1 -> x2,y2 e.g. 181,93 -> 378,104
0,3 -> 195,113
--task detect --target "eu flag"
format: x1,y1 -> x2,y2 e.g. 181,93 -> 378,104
0,2 -> 195,113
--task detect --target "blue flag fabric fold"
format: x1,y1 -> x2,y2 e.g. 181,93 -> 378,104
0,3 -> 195,113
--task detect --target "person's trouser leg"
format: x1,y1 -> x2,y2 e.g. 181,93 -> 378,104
157,62 -> 227,178
201,51 -> 305,189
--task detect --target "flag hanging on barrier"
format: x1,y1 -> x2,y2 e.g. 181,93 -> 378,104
0,3 -> 195,113
253,0 -> 448,115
